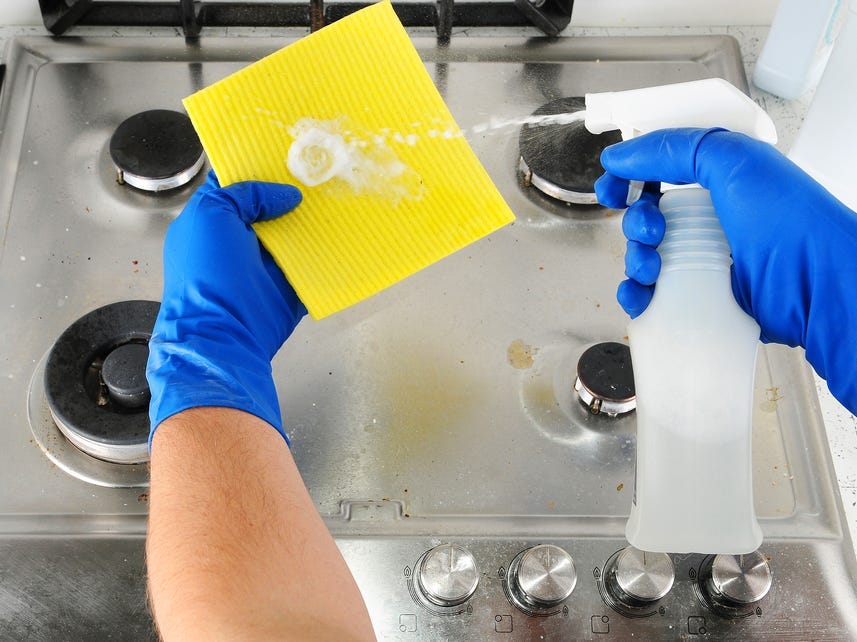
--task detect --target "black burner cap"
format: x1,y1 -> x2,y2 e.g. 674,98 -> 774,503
109,109 -> 203,190
102,343 -> 151,410
519,97 -> 622,201
576,341 -> 635,415
45,301 -> 159,455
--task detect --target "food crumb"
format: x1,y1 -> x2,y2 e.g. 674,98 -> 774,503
616,483 -> 624,492
547,501 -> 555,510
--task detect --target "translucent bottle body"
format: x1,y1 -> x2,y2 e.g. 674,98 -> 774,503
625,188 -> 763,554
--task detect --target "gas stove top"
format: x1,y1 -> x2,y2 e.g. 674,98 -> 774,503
1,31 -> 856,640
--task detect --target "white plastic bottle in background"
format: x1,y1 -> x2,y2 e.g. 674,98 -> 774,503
624,188 -> 763,554
788,1 -> 857,212
752,0 -> 848,100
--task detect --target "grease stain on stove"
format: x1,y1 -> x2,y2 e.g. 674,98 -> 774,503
761,386 -> 784,413
363,338 -> 483,466
507,339 -> 538,369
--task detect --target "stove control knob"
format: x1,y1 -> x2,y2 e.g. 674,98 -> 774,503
508,544 -> 577,612
603,546 -> 674,608
416,544 -> 479,607
705,551 -> 772,608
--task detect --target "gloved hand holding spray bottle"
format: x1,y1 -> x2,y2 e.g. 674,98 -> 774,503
581,79 -> 778,554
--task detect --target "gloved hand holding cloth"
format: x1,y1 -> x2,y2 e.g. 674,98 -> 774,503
146,171 -> 307,446
596,127 -> 857,414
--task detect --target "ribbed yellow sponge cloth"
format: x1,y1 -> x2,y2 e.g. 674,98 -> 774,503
182,0 -> 515,319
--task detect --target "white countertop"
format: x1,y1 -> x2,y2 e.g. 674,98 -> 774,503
1,20 -> 855,552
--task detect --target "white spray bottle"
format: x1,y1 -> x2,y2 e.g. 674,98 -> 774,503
583,78 -> 778,554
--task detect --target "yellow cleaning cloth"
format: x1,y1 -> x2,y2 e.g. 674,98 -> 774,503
183,0 -> 515,319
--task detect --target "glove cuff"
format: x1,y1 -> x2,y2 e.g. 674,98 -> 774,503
146,336 -> 288,451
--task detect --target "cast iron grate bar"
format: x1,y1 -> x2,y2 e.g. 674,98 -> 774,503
38,1 -> 572,38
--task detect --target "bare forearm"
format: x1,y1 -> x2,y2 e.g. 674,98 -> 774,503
147,407 -> 375,641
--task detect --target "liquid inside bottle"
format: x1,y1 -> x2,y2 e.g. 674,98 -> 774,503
625,187 -> 763,554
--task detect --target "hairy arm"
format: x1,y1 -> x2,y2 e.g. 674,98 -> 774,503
147,407 -> 376,641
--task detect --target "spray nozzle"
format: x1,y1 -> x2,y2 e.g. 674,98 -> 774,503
583,78 -> 778,206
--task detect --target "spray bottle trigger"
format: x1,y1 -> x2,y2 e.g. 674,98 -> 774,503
620,126 -> 644,207
626,180 -> 645,207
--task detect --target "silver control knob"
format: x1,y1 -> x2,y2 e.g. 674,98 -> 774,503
416,544 -> 479,607
605,546 -> 674,607
508,544 -> 577,611
707,551 -> 772,606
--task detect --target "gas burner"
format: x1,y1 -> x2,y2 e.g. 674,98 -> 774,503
109,109 -> 204,192
574,342 -> 635,416
44,300 -> 159,464
518,97 -> 622,205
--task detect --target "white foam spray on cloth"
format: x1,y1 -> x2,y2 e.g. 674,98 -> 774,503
286,118 -> 424,202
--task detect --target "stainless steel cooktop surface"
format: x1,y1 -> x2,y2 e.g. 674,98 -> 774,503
1,33 -> 855,639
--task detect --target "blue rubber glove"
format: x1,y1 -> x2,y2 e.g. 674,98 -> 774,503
146,170 -> 307,447
595,127 -> 857,414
